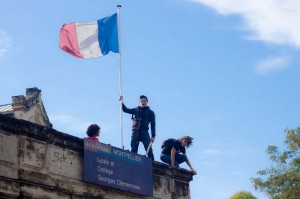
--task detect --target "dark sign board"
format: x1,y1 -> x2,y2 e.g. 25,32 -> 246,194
84,138 -> 153,196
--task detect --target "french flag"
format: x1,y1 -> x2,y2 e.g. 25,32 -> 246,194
59,13 -> 119,58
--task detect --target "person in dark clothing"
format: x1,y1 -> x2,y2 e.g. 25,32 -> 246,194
160,136 -> 197,175
86,124 -> 100,142
119,95 -> 156,160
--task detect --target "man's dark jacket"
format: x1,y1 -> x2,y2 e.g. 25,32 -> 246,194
122,103 -> 156,138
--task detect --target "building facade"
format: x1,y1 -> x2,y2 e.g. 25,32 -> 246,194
0,87 -> 51,128
0,113 -> 194,199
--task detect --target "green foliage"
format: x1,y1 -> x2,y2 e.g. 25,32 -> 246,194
230,191 -> 257,199
252,127 -> 300,199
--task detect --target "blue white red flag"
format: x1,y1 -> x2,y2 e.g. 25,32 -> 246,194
59,13 -> 119,58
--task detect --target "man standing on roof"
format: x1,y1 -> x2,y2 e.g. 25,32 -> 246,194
119,95 -> 156,160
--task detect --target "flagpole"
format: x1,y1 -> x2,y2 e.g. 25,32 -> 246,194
117,5 -> 124,149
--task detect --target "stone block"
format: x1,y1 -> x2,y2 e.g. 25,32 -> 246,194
0,177 -> 19,198
0,132 -> 18,179
21,138 -> 46,170
47,145 -> 83,180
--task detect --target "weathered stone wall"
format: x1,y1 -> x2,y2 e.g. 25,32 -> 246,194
0,114 -> 193,199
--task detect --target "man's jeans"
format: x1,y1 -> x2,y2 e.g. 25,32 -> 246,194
160,153 -> 187,168
131,130 -> 154,160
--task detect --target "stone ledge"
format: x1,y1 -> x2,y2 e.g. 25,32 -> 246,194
0,114 -> 82,152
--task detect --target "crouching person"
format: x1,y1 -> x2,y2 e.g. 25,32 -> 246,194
160,136 -> 197,175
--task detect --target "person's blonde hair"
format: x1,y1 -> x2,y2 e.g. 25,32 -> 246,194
179,136 -> 194,147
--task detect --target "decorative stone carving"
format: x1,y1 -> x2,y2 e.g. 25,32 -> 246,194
21,138 -> 46,169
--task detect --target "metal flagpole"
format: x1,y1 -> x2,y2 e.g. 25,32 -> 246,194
117,5 -> 124,149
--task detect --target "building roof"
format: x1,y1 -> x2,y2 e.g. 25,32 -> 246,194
0,104 -> 13,115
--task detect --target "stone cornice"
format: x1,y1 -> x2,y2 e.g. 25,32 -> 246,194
0,114 -> 82,152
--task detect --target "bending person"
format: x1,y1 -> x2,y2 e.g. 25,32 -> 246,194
160,136 -> 197,175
